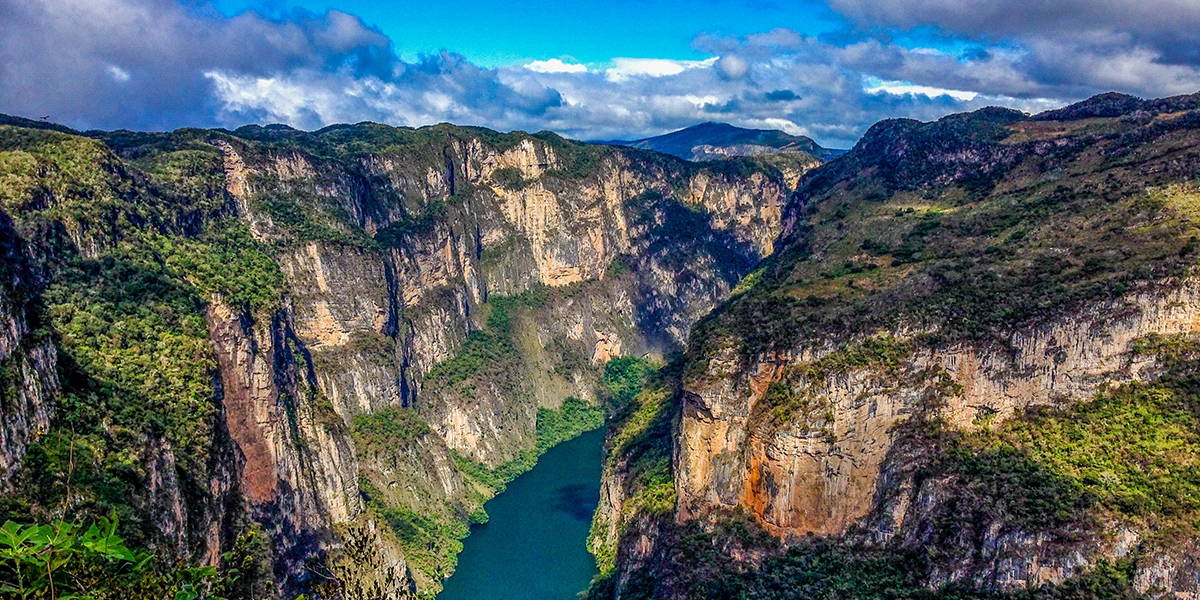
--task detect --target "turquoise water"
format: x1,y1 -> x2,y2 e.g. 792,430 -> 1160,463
438,427 -> 606,600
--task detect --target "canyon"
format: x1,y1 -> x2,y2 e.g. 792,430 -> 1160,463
3,91 -> 1200,600
0,115 -> 810,597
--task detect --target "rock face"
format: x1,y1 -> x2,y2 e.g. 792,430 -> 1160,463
679,283 -> 1200,537
0,119 -> 805,597
0,215 -> 56,488
594,94 -> 1200,600
213,129 -> 796,470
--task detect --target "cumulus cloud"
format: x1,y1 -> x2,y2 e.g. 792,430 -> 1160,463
524,58 -> 587,74
604,57 -> 718,81
829,0 -> 1200,44
0,0 -> 402,129
715,55 -> 750,80
830,0 -> 1200,99
2,0 -> 1199,147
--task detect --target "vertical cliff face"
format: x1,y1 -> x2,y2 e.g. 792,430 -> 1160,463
0,118 -> 806,598
211,127 -> 797,474
593,94 -> 1200,600
0,214 -> 56,488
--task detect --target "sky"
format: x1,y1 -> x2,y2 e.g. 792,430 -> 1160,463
3,0 -> 1200,147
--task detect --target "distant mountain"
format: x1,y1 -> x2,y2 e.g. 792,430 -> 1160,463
603,121 -> 842,161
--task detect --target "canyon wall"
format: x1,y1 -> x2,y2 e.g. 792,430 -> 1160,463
0,119 -> 806,597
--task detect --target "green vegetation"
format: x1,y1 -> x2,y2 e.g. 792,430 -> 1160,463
536,396 -> 605,453
422,287 -> 550,391
939,375 -> 1200,537
361,394 -> 604,590
452,396 -> 605,493
21,215 -> 284,545
539,137 -> 608,180
589,357 -> 673,575
0,516 -> 238,600
595,103 -> 1200,600
729,266 -> 764,296
350,408 -> 432,454
490,167 -> 528,190
0,124 -> 285,593
374,201 -> 447,246
149,223 -> 285,312
753,336 -> 911,430
605,258 -> 631,278
360,482 -> 469,591
250,191 -> 375,248
601,357 -> 656,407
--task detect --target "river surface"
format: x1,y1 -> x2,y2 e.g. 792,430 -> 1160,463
438,427 -> 605,600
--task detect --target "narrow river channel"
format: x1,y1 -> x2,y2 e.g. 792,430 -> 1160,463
438,427 -> 606,600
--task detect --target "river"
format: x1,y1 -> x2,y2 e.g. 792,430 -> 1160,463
438,427 -> 606,600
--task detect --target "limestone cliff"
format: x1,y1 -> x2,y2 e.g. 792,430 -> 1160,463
595,93 -> 1200,599
210,126 -> 797,474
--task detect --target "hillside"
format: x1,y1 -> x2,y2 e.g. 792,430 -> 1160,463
605,122 -> 840,162
589,93 -> 1200,599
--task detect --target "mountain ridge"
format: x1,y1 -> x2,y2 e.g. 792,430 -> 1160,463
602,121 -> 842,162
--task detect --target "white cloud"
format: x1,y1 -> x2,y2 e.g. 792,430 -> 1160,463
864,78 -> 979,101
716,55 -> 749,80
605,57 -> 718,82
107,65 -> 131,82
10,0 -> 1200,149
524,58 -> 587,73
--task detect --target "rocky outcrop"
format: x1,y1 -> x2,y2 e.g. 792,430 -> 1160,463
0,117 -> 807,598
214,130 -> 800,469
201,126 -> 802,594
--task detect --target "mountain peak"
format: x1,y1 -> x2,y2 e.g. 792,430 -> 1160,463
606,121 -> 840,162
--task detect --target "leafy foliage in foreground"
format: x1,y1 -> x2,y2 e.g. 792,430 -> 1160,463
0,120 -> 284,593
0,516 -> 237,600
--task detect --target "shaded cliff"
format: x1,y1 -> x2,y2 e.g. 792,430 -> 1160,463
0,117 -> 805,597
594,93 -> 1200,599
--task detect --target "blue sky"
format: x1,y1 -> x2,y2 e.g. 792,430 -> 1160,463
211,0 -> 845,67
4,0 -> 1200,146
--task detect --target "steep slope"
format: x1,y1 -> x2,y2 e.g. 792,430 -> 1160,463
0,118 -> 809,597
607,122 -> 839,162
593,93 -> 1200,599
